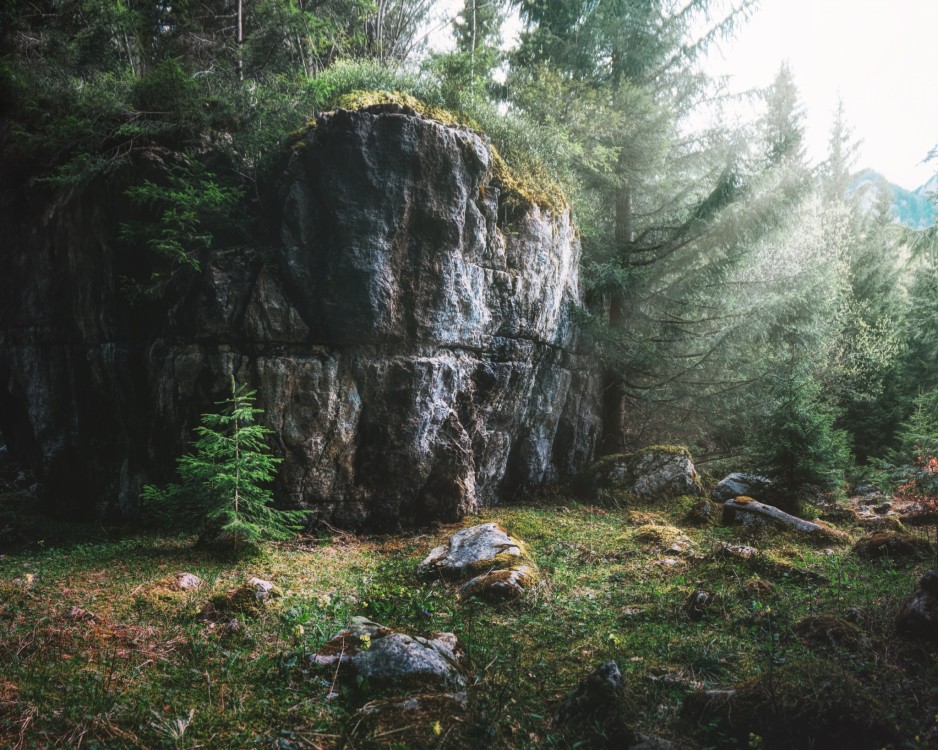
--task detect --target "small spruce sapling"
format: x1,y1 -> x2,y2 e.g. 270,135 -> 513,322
143,377 -> 306,551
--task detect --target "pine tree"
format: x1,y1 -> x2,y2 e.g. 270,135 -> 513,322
143,378 -> 306,551
751,370 -> 850,511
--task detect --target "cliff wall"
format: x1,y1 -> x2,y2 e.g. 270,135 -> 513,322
0,103 -> 601,527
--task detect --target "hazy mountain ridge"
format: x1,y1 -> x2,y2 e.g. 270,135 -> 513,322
850,168 -> 936,229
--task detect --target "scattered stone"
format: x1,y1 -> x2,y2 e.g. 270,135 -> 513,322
714,542 -> 758,561
574,446 -> 704,502
417,523 -> 528,579
896,570 -> 938,641
11,573 -> 36,591
457,564 -> 537,603
723,498 -> 850,543
173,572 -> 205,591
712,473 -> 772,503
683,589 -> 714,620
793,615 -> 866,651
310,617 -> 467,691
852,531 -> 932,561
345,692 -> 468,749
63,605 -> 97,623
556,661 -> 623,725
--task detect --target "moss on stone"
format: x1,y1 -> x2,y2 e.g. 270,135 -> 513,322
287,89 -> 567,216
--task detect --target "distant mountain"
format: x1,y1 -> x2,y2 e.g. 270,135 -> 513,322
849,169 -> 936,229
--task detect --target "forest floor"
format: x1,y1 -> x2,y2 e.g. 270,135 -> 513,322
1,490 -> 937,750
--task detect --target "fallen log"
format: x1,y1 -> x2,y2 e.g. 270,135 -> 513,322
723,497 -> 850,542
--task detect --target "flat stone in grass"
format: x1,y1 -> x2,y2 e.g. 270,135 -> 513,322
173,572 -> 205,591
310,617 -> 467,691
417,522 -> 528,578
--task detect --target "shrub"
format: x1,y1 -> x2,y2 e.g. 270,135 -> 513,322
142,378 -> 306,552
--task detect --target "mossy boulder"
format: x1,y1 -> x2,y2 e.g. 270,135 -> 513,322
574,446 -> 704,503
896,570 -> 938,641
793,615 -> 866,651
202,576 -> 282,619
681,661 -> 900,749
417,523 -> 531,579
457,564 -> 538,603
418,522 -> 540,602
851,531 -> 932,561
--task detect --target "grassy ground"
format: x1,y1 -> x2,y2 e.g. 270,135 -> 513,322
1,491 -> 937,749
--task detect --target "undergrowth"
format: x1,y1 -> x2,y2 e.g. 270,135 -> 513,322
1,490 -> 936,749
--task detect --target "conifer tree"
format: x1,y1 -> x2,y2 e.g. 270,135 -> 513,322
143,378 -> 306,551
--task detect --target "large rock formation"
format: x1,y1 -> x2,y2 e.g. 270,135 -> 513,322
0,103 -> 600,527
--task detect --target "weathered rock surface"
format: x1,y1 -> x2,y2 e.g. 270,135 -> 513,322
896,570 -> 938,641
457,563 -> 538,602
712,473 -> 771,503
575,446 -> 704,501
417,522 -> 528,578
310,617 -> 467,691
173,572 -> 205,591
0,103 -> 600,527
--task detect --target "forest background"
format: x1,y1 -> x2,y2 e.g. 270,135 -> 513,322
2,0 -> 938,500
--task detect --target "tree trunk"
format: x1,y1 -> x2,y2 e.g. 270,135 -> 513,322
600,177 -> 632,453
236,0 -> 244,81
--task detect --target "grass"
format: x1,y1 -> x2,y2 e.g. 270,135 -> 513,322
1,491 -> 937,749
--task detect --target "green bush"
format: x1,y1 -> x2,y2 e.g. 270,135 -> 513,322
751,373 -> 851,509
142,378 -> 307,552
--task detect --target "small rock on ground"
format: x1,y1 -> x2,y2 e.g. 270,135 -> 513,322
310,617 -> 467,691
417,523 -> 527,578
897,570 -> 938,641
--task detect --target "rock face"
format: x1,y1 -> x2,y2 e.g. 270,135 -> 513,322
0,103 -> 601,527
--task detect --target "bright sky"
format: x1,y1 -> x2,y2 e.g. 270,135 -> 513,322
429,0 -> 937,188
706,0 -> 938,188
